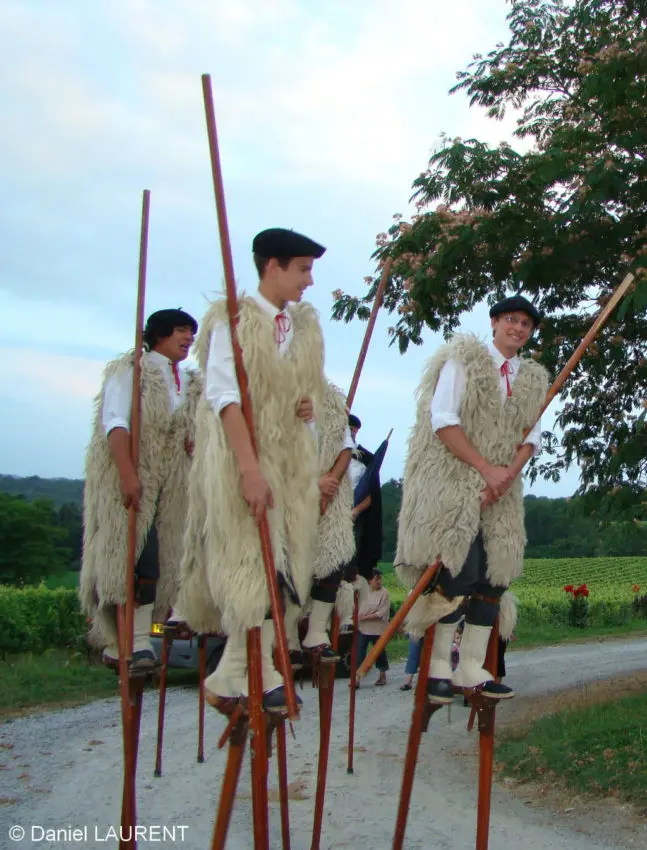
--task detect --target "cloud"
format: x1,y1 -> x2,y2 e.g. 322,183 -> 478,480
2,348 -> 104,403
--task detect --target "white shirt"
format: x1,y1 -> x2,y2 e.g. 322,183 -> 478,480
205,291 -> 294,415
102,350 -> 188,436
430,342 -> 542,453
348,436 -> 366,491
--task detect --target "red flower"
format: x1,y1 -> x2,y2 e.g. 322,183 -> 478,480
573,584 -> 590,598
564,584 -> 574,593
633,584 -> 641,593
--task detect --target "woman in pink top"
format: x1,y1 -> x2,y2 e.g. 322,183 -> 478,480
355,569 -> 391,686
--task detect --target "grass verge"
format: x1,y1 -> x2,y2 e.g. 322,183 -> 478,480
497,684 -> 647,804
0,649 -> 197,719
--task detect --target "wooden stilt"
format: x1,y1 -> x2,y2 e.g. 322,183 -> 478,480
310,612 -> 340,850
276,721 -> 291,850
472,619 -> 500,850
154,628 -> 173,777
247,627 -> 270,850
346,589 -> 359,774
198,634 -> 207,763
392,625 -> 438,850
211,710 -> 249,850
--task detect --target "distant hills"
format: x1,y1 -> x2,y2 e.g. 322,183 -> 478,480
0,474 -> 84,506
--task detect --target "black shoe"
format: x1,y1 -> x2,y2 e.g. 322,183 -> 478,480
318,645 -> 341,663
262,686 -> 304,714
426,678 -> 453,704
102,648 -> 158,672
305,644 -> 341,663
481,681 -> 515,700
289,650 -> 305,670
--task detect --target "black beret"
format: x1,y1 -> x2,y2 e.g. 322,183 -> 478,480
489,295 -> 541,327
348,414 -> 362,429
252,228 -> 326,260
145,308 -> 198,335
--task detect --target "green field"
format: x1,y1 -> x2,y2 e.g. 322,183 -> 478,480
378,557 -> 647,645
44,570 -> 80,590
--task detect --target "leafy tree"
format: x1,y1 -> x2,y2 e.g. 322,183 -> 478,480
333,0 -> 647,506
380,478 -> 403,561
0,493 -> 70,586
56,502 -> 83,569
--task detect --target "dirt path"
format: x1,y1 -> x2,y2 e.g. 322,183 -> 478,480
1,637 -> 646,849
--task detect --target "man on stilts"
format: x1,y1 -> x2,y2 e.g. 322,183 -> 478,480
80,309 -> 201,670
178,227 -> 328,713
396,295 -> 548,702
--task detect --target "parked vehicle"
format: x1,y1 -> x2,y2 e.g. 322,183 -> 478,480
149,622 -> 226,676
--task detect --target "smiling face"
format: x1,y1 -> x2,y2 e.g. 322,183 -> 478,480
153,324 -> 195,362
261,256 -> 315,307
491,310 -> 534,357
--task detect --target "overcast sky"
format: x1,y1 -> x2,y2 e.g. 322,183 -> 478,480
0,0 -> 581,497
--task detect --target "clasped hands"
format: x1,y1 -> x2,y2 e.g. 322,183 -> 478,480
479,464 -> 514,509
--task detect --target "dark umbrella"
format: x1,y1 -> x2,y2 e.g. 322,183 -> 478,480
353,429 -> 392,507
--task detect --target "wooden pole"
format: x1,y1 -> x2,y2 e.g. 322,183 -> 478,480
310,613 -> 340,850
346,589 -> 360,774
276,722 -> 291,850
211,718 -> 249,850
474,621 -> 500,850
201,72 -> 298,721
531,272 -> 634,427
198,635 -> 207,763
392,625 -> 435,850
117,188 -> 150,850
247,627 -> 270,850
346,258 -> 393,411
153,629 -> 172,777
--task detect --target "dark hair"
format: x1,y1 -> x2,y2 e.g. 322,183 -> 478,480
371,568 -> 382,579
253,253 -> 293,279
143,309 -> 197,350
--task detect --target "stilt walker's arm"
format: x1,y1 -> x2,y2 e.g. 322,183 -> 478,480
200,74 -> 298,721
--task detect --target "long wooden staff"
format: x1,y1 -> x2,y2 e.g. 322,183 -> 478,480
346,258 -> 393,410
357,270 -> 635,678
346,587 -> 360,774
116,189 -> 150,850
201,73 -> 298,720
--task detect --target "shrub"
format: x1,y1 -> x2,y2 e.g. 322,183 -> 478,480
0,585 -> 86,655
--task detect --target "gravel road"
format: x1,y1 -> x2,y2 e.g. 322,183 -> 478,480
2,637 -> 646,850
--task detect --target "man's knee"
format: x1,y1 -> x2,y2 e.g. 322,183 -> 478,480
311,570 -> 342,604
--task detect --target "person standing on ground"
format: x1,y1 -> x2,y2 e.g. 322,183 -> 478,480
355,568 -> 391,686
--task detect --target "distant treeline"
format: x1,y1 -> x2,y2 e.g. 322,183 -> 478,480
2,474 -> 646,587
380,479 -> 647,561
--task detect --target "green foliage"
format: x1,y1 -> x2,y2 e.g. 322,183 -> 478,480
0,493 -> 71,585
0,585 -> 86,654
381,483 -> 647,560
333,0 -> 647,495
380,478 -> 402,561
568,594 -> 590,627
0,474 -> 84,506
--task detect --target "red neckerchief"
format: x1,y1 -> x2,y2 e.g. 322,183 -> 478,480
171,361 -> 181,393
274,311 -> 291,346
500,360 -> 512,398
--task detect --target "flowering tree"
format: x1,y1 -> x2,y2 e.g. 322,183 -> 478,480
332,0 -> 647,502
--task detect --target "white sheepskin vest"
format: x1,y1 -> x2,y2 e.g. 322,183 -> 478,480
80,351 -> 202,648
312,382 -> 356,580
178,295 -> 325,633
396,335 -> 548,590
